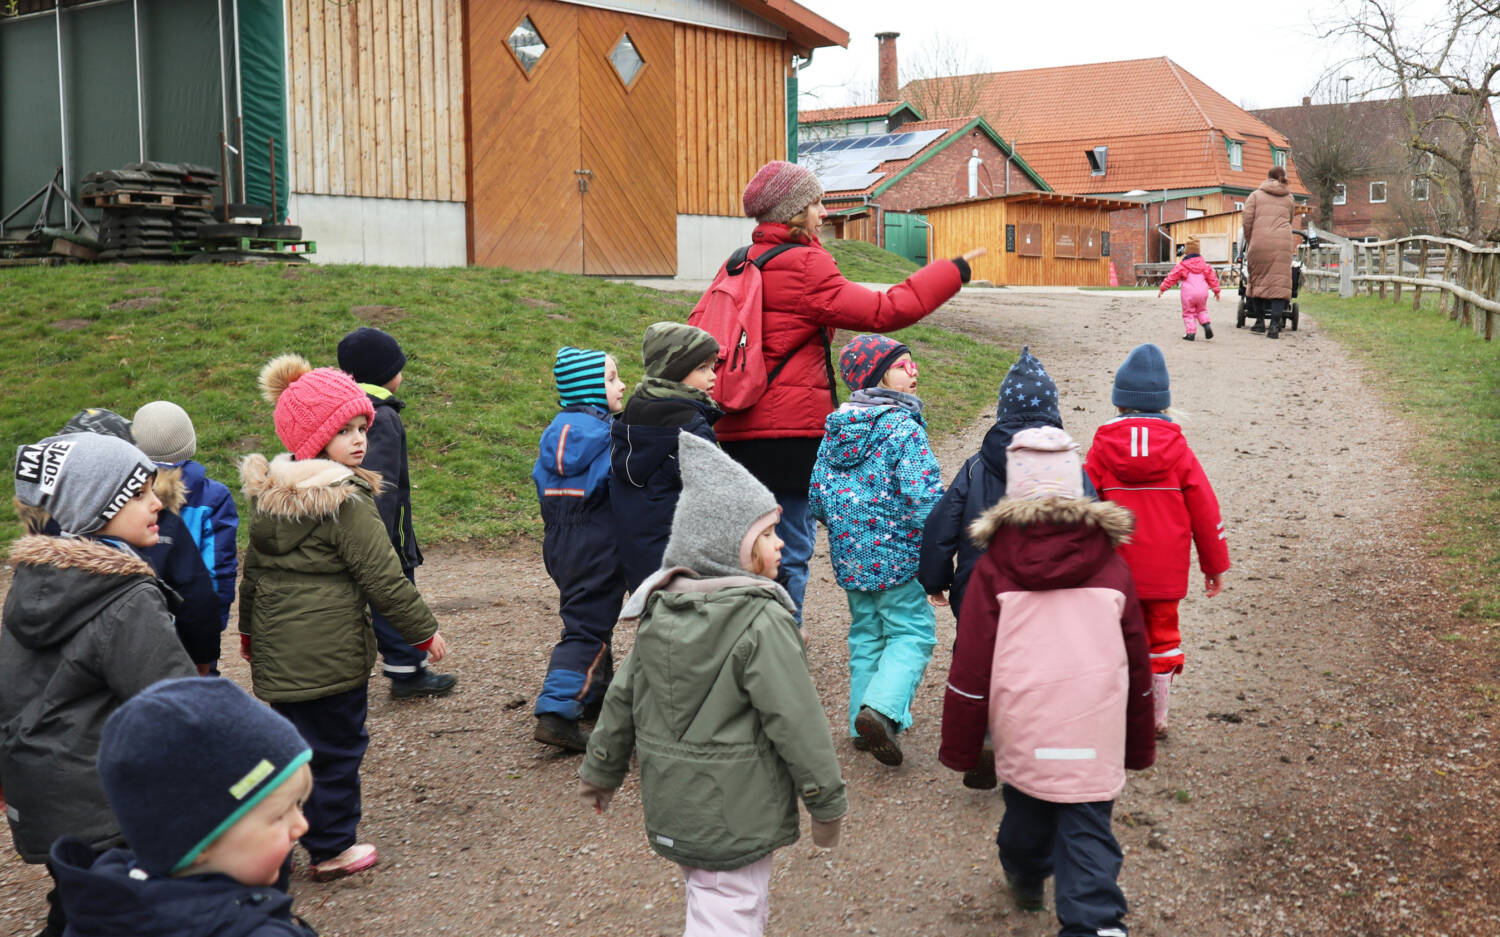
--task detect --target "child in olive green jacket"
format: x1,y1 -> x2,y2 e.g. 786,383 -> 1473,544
579,432 -> 846,937
240,355 -> 450,883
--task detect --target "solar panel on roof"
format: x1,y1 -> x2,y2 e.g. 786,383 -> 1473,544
829,138 -> 858,151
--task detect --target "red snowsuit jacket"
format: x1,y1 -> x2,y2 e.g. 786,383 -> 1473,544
1084,415 -> 1230,600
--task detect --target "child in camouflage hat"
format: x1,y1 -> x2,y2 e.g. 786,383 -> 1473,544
610,321 -> 722,591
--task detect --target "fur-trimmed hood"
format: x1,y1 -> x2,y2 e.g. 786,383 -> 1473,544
967,497 -> 1134,593
240,453 -> 381,521
4,535 -> 159,650
969,497 -> 1133,548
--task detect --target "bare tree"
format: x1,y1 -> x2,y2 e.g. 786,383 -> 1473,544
899,37 -> 996,122
1282,88 -> 1373,231
1325,0 -> 1500,240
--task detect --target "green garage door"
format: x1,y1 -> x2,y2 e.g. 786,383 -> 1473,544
884,212 -> 929,266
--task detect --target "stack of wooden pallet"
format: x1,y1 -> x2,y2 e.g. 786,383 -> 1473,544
83,162 -> 218,261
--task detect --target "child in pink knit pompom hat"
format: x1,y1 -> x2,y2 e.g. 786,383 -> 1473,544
259,356 -> 376,461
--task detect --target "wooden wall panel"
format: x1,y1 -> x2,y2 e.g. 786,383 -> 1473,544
930,200 -> 1115,286
674,23 -> 785,216
286,0 -> 465,201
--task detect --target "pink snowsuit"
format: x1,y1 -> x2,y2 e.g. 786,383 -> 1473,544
1159,254 -> 1221,335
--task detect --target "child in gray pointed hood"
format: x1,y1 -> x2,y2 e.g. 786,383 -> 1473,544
579,432 -> 846,937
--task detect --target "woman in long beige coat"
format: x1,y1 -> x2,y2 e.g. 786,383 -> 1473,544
1241,166 -> 1294,338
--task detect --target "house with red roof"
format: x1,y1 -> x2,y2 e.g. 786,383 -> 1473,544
901,52 -> 1310,278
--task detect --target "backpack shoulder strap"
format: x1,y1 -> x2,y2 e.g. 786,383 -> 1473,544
749,242 -> 803,269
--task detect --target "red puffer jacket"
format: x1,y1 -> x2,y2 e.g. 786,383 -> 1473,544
714,224 -> 965,444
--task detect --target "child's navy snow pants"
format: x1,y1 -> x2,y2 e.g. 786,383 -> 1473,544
997,784 -> 1128,937
535,496 -> 625,721
272,684 -> 369,864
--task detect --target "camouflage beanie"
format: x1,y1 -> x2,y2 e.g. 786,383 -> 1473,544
642,322 -> 719,383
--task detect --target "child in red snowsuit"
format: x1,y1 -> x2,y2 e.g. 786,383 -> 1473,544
1084,344 -> 1230,737
1158,238 -> 1221,341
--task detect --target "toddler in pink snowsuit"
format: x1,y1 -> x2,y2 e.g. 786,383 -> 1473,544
1158,237 -> 1221,341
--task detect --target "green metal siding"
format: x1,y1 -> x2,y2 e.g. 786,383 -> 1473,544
0,17 -> 64,228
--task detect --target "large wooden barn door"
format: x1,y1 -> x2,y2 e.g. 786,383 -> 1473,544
577,9 -> 677,275
468,0 -> 583,271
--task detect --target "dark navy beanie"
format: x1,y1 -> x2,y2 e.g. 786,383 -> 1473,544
997,345 -> 1060,425
838,334 -> 910,390
97,677 -> 311,876
337,327 -> 407,386
1112,343 -> 1171,411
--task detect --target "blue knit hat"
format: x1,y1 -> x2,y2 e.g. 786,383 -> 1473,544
838,334 -> 910,390
997,345 -> 1060,425
1112,343 -> 1171,411
554,346 -> 610,410
97,677 -> 311,876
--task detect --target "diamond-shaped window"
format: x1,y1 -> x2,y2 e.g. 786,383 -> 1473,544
609,33 -> 644,87
508,16 -> 547,73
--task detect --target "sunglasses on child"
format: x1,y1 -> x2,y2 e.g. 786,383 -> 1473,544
888,359 -> 918,377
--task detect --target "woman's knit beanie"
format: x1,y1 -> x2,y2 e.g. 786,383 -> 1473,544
996,345 -> 1060,425
662,432 -> 780,579
97,677 -> 312,877
1111,343 -> 1171,412
1005,427 -> 1083,501
13,433 -> 156,536
742,160 -> 824,224
259,354 -> 376,461
642,322 -> 719,383
554,346 -> 611,410
838,334 -> 910,390
131,401 -> 197,464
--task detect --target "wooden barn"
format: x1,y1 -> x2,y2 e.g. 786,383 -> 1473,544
1,0 -> 847,275
924,192 -> 1138,287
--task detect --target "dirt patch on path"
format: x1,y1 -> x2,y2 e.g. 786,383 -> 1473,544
2,289 -> 1496,937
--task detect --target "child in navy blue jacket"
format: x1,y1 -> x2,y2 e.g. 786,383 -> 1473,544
533,347 -> 629,752
919,347 -> 1095,620
610,322 -> 722,591
338,327 -> 457,700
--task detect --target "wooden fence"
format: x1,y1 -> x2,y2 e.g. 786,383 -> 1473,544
1299,235 -> 1500,341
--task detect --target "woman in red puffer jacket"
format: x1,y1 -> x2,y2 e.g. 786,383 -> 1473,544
716,160 -> 985,620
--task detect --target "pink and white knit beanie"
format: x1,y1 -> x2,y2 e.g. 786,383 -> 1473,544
259,354 -> 375,461
742,160 -> 824,223
1005,426 -> 1083,501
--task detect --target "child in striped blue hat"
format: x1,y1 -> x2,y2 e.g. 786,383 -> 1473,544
530,347 -> 629,753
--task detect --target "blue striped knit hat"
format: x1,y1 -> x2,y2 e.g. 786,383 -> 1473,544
553,346 -> 610,410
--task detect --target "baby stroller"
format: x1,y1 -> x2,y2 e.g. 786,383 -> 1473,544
1234,229 -> 1316,332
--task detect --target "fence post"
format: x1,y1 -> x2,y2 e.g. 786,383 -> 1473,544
1378,245 -> 1387,300
1339,243 -> 1354,297
1413,242 -> 1427,311
1392,241 -> 1402,303
1442,246 -> 1455,319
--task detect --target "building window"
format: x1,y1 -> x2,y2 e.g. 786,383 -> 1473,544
1225,137 -> 1243,171
1332,183 -> 1346,205
1086,146 -> 1107,176
1370,181 -> 1387,203
1233,201 -> 1244,211
1272,146 -> 1287,168
1411,177 -> 1429,201
507,16 -> 549,74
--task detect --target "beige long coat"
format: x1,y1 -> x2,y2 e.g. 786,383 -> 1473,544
1241,178 -> 1294,299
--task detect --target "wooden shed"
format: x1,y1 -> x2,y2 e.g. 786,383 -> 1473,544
1161,210 -> 1243,262
925,192 -> 1138,286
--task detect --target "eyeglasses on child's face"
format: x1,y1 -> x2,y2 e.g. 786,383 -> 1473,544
889,359 -> 918,377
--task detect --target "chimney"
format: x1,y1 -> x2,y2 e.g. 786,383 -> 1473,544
876,32 -> 900,103
1302,96 -> 1312,107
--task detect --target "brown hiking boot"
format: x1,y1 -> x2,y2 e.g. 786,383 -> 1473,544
534,713 -> 589,753
854,706 -> 903,766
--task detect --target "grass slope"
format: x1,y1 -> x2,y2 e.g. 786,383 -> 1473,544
1302,292 -> 1500,621
825,239 -> 920,284
0,263 -> 1004,548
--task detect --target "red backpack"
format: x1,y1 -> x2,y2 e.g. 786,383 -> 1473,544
687,242 -> 806,413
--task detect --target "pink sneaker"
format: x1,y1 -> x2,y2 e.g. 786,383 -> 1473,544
1152,673 -> 1173,737
311,843 -> 378,881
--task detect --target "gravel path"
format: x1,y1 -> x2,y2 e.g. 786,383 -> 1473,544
3,287 -> 1496,937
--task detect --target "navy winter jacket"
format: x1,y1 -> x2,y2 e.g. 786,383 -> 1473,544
50,838 -> 318,937
610,393 -> 720,590
359,385 -> 423,570
918,417 -> 1095,618
169,458 -> 241,628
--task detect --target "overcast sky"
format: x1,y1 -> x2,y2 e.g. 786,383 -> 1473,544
795,0 -> 1472,115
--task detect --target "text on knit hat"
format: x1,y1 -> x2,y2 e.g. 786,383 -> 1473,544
13,433 -> 157,535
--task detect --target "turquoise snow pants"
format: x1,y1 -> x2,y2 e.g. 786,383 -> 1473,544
846,579 -> 937,735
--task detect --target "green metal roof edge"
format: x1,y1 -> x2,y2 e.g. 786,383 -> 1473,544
869,116 -> 1050,199
1099,183 -> 1310,203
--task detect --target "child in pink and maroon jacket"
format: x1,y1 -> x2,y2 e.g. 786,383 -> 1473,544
939,427 -> 1154,933
1158,237 -> 1221,341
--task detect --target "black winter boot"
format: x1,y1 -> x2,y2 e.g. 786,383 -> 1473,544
1202,323 -> 1214,340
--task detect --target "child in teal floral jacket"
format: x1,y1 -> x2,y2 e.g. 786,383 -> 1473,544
810,334 -> 943,768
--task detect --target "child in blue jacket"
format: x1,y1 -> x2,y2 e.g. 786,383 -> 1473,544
533,347 -> 629,753
810,334 -> 944,768
610,322 -> 721,591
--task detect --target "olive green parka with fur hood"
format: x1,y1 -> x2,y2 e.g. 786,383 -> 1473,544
238,453 -> 438,702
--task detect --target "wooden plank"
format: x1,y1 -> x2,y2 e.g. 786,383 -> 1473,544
404,0 -> 422,198
357,0 -> 376,198
308,0 -> 329,193
372,0 -> 391,198
418,0 -> 436,200
433,0 -> 449,201
324,0 -> 346,195
449,0 -> 466,201
388,0 -> 407,199
289,0 -> 311,194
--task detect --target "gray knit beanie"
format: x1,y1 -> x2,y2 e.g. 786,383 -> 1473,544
13,433 -> 157,535
131,400 -> 197,463
662,432 -> 781,579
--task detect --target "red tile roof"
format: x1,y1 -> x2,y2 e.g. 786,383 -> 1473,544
903,56 -> 1307,196
800,101 -> 909,124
